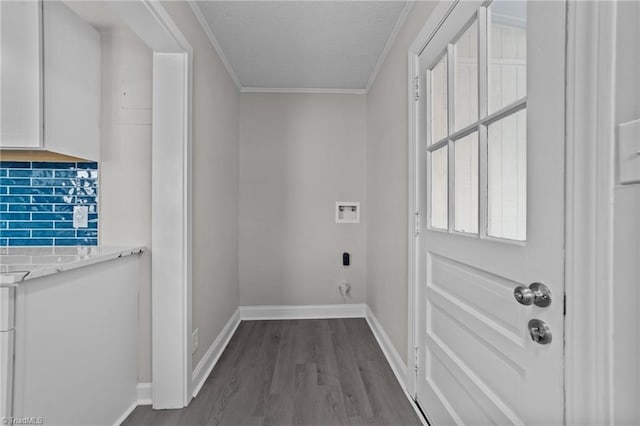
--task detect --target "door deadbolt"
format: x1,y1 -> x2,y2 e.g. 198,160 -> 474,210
513,283 -> 552,307
528,319 -> 552,344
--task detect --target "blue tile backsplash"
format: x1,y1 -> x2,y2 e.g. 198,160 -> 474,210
0,161 -> 98,246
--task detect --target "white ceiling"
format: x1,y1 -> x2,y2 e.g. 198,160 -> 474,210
192,1 -> 409,92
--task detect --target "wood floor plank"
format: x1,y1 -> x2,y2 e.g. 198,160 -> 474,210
347,416 -> 365,426
358,358 -> 422,426
263,393 -> 293,426
319,384 -> 350,426
123,319 -> 423,426
269,321 -> 296,395
252,321 -> 282,417
329,319 -> 375,419
121,405 -> 155,426
315,320 -> 341,387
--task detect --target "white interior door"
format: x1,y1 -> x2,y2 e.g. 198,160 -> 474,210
414,1 -> 566,424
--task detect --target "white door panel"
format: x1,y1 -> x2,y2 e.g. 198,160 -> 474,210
415,1 -> 566,424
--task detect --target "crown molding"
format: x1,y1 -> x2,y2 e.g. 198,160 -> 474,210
240,87 -> 367,95
187,1 -> 242,90
189,0 -> 415,95
365,1 -> 414,92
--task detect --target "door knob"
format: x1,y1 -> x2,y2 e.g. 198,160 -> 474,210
528,319 -> 552,344
529,282 -> 552,307
513,286 -> 534,305
513,282 -> 552,307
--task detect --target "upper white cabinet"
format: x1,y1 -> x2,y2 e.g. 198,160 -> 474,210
43,1 -> 100,161
0,1 -> 42,149
0,1 -> 100,161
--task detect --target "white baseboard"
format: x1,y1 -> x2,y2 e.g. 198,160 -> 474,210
111,383 -> 151,425
365,306 -> 408,388
191,308 -> 241,398
119,304 -> 426,425
137,382 -> 152,405
113,401 -> 138,426
365,306 -> 427,425
239,303 -> 366,320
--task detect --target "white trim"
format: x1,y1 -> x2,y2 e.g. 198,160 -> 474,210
114,0 -> 194,410
192,309 -> 242,398
187,1 -> 242,90
116,0 -> 194,410
151,51 -> 192,410
239,304 -> 366,320
111,0 -> 191,54
115,308 -> 427,424
113,403 -> 138,426
406,0 -> 460,399
111,382 -> 151,426
136,382 -> 153,406
564,1 -> 618,424
409,1 -> 459,55
365,307 -> 428,426
142,0 -> 192,54
406,49 -> 419,400
365,306 -> 407,391
186,1 -> 415,95
365,1 -> 414,92
239,87 -> 367,95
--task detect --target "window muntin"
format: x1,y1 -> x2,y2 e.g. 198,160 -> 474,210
427,0 -> 527,241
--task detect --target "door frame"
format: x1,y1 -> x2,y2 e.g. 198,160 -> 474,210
110,1 -> 194,409
564,1 -> 617,423
406,1 -> 618,423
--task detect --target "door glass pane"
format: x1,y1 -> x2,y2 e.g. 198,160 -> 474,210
454,20 -> 478,131
431,54 -> 448,143
488,0 -> 527,113
431,146 -> 448,229
488,109 -> 526,240
454,132 -> 478,233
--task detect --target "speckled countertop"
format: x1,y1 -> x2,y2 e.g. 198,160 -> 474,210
0,246 -> 144,285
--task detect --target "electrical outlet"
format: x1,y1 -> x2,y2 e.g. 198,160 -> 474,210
73,206 -> 88,228
192,328 -> 199,354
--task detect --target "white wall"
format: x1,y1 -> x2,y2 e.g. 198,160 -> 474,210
100,1 -> 241,380
613,2 -> 640,422
239,93 -> 367,306
160,1 -> 240,372
366,2 -> 437,362
99,26 -> 153,382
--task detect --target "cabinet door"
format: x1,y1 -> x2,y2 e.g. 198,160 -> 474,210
43,1 -> 100,161
0,330 -> 15,420
0,0 -> 43,148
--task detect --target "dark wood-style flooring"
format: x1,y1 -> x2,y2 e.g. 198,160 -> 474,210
123,319 -> 423,426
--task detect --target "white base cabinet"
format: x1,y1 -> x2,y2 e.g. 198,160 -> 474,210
0,330 -> 14,421
12,256 -> 139,425
0,0 -> 100,161
0,287 -> 15,421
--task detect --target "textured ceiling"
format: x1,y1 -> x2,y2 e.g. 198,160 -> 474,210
193,1 -> 408,90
